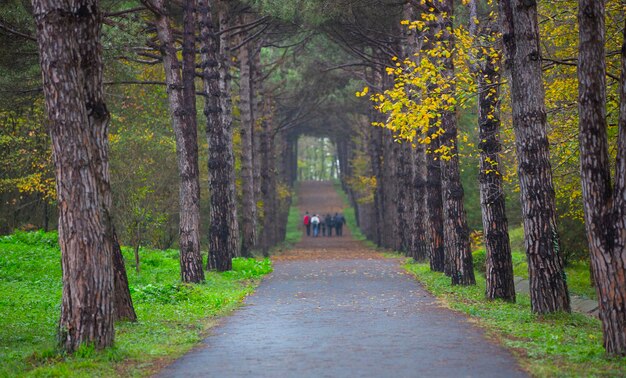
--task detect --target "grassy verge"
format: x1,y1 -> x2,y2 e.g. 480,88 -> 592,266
0,230 -> 272,377
403,261 -> 625,377
479,226 -> 596,299
283,191 -> 302,246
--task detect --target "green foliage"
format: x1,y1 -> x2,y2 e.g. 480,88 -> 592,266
223,258 -> 273,280
563,260 -> 596,300
508,225 -> 526,254
403,262 -> 626,377
297,137 -> 338,181
0,229 -> 58,247
472,249 -> 486,274
0,231 -> 272,377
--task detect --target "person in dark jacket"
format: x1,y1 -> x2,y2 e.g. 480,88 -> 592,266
334,212 -> 346,236
324,214 -> 334,236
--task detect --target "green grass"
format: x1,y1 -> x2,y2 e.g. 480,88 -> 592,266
283,201 -> 302,246
403,262 -> 625,377
0,230 -> 272,377
503,226 -> 596,299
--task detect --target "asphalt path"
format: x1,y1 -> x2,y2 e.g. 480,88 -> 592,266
156,181 -> 527,377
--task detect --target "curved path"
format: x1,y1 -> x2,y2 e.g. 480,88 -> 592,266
157,181 -> 527,377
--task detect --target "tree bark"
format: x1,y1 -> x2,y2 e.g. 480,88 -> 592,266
238,12 -> 257,257
418,9 -> 446,273
410,142 -> 431,262
217,0 -> 240,262
381,129 -> 399,249
259,97 -> 275,255
404,3 -> 432,262
152,0 -> 205,283
198,0 -> 238,271
426,139 -> 445,272
369,103 -> 384,247
251,42 -> 264,206
396,142 -> 411,253
75,0 -> 137,321
436,0 -> 474,286
499,0 -> 570,313
476,23 -> 515,301
33,0 -> 115,351
577,0 -> 626,355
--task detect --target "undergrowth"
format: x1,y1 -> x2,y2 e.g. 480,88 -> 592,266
403,262 -> 625,377
472,226 -> 596,299
0,230 -> 272,377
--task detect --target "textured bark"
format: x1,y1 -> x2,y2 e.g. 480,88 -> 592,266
259,98 -> 276,254
436,0 -> 474,286
251,44 -> 264,201
74,0 -> 136,321
476,24 -> 515,301
198,0 -> 238,271
33,0 -> 115,351
396,142 -> 415,256
238,21 -> 257,257
420,11 -> 446,273
217,0 -> 240,261
381,130 -> 399,249
111,234 -> 136,321
410,143 -> 431,262
499,0 -> 570,313
402,2 -> 430,263
577,0 -> 626,355
426,139 -> 446,273
369,109 -> 384,247
152,0 -> 204,283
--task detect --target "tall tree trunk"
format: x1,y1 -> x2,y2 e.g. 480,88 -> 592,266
396,143 -> 412,254
33,0 -> 115,351
216,0 -> 240,262
426,140 -> 445,272
420,12 -> 446,273
577,0 -> 626,355
435,0 -> 474,286
499,0 -> 570,313
76,0 -> 136,321
369,109 -> 384,247
402,2 -> 430,263
151,0 -> 205,283
259,97 -> 274,255
181,0 -> 204,281
476,27 -> 515,301
381,129 -> 399,249
411,143 -> 431,262
238,19 -> 256,257
198,0 -> 237,271
251,43 -> 264,218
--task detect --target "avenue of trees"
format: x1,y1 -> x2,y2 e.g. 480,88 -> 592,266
0,0 -> 624,357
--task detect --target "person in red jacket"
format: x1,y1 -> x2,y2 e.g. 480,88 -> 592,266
303,211 -> 311,236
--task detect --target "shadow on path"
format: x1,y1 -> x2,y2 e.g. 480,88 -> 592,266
156,181 -> 527,377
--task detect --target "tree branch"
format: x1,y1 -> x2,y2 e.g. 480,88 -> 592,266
0,21 -> 36,42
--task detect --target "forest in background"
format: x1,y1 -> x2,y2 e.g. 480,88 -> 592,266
0,1 -> 592,256
1,0 -> 625,356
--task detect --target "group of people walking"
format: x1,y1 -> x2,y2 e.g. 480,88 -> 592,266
303,211 -> 346,237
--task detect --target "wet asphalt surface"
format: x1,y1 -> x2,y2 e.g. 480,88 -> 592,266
156,182 -> 528,377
